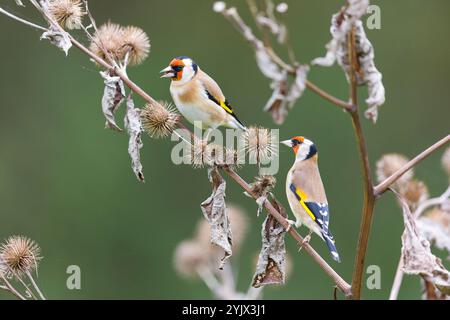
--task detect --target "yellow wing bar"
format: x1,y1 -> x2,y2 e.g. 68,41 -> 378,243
295,187 -> 316,221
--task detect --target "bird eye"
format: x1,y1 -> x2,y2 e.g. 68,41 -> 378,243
291,139 -> 299,146
172,65 -> 183,72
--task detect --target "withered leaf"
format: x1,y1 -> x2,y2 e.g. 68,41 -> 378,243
252,198 -> 287,288
124,95 -> 144,182
263,74 -> 289,125
312,3 -> 385,123
100,71 -> 125,132
394,190 -> 450,295
200,167 -> 232,269
40,27 -> 72,56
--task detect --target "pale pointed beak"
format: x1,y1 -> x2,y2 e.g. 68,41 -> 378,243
280,139 -> 293,147
160,66 -> 174,78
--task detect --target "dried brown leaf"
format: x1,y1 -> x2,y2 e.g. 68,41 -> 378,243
40,27 -> 72,55
252,198 -> 287,288
394,190 -> 450,295
124,95 -> 144,182
200,167 -> 232,269
100,71 -> 125,132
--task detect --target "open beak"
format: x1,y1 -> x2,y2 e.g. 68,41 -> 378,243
280,140 -> 293,147
160,66 -> 175,78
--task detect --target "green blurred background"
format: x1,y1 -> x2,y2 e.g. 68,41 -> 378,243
0,0 -> 449,299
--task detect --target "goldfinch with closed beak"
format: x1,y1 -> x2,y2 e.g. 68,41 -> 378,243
160,56 -> 246,132
282,136 -> 341,262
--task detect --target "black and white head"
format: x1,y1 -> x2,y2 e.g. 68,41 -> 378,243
281,136 -> 318,161
160,56 -> 199,85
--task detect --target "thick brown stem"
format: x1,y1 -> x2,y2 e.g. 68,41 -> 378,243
347,27 -> 376,300
224,167 -> 352,297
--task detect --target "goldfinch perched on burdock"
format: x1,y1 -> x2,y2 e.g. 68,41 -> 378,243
160,56 -> 246,131
281,136 -> 341,262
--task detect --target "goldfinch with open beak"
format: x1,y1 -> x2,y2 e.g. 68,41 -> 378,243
282,136 -> 341,262
160,56 -> 246,131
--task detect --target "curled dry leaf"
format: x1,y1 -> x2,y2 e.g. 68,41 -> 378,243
215,5 -> 306,124
124,95 -> 144,182
394,190 -> 450,295
40,27 -> 72,55
100,71 -> 125,132
263,72 -> 289,124
263,65 -> 309,124
200,167 -> 232,269
312,1 -> 385,123
252,198 -> 287,288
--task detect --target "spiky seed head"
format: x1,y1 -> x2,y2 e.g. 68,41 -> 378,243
121,26 -> 150,66
442,147 -> 450,177
90,22 -> 125,62
48,0 -> 85,30
173,240 -> 208,279
249,175 -> 277,197
400,179 -> 429,210
0,236 -> 41,277
141,101 -> 179,138
243,127 -> 276,164
376,153 -> 413,188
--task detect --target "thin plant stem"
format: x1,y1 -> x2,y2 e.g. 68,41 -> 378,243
26,272 -> 46,300
374,135 -> 450,196
413,186 -> 450,218
0,6 -> 47,31
389,257 -> 404,300
0,274 -> 26,300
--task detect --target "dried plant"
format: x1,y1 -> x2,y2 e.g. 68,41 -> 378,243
141,101 -> 180,138
47,0 -> 85,30
0,236 -> 46,300
0,0 -> 448,301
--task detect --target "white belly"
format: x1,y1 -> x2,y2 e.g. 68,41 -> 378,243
176,102 -> 217,129
170,85 -> 226,130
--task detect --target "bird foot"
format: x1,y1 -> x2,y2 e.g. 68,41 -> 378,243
298,232 -> 313,252
285,219 -> 296,232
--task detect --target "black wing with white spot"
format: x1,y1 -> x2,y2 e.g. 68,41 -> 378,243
305,201 -> 340,263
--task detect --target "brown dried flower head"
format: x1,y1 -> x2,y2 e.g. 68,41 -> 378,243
90,22 -> 150,66
90,22 -> 124,62
187,139 -> 238,168
442,147 -> 450,177
141,101 -> 179,138
173,240 -> 208,279
48,0 -> 85,30
0,236 -> 41,276
249,175 -> 277,198
400,179 -> 429,210
376,153 -> 413,188
243,127 -> 276,164
121,26 -> 151,66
